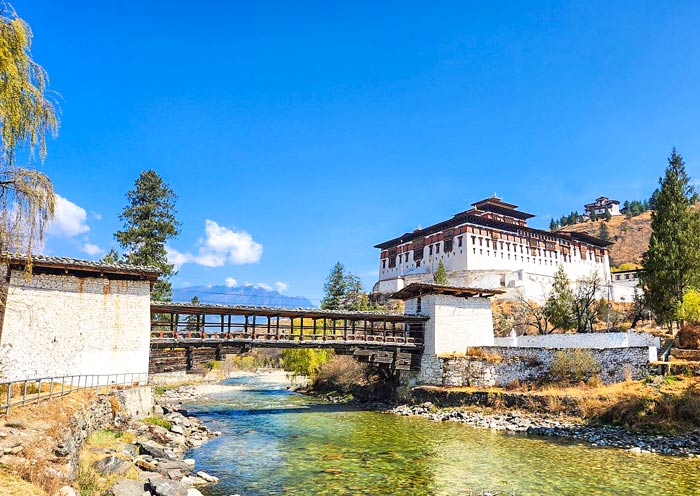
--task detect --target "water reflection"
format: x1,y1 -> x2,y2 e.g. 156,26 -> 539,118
185,376 -> 700,496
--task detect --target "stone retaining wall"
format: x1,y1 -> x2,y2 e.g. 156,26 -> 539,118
417,346 -> 652,387
59,386 -> 154,477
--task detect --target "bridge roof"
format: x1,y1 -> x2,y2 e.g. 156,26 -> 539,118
151,302 -> 429,322
390,283 -> 504,300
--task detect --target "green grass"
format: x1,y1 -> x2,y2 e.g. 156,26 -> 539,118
143,417 -> 172,430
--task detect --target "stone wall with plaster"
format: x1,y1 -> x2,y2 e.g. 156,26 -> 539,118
417,346 -> 652,387
0,269 -> 151,381
421,294 -> 495,355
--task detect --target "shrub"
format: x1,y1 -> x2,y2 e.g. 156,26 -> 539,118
549,350 -> 601,384
676,323 -> 700,350
281,349 -> 334,381
312,356 -> 369,394
465,347 -> 502,363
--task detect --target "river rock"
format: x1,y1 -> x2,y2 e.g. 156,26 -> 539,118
138,441 -> 172,460
93,455 -> 132,476
186,489 -> 204,496
170,424 -> 184,435
58,486 -> 78,496
196,471 -> 219,483
108,479 -> 149,496
148,477 -> 189,496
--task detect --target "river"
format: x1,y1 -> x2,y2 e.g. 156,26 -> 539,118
184,374 -> 700,496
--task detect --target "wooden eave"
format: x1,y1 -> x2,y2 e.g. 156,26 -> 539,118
390,283 -> 504,300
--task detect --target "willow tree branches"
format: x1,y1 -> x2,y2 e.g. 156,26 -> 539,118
0,4 -> 59,259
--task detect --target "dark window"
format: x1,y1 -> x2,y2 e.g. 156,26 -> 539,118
458,236 -> 463,247
429,245 -> 433,256
435,244 -> 440,253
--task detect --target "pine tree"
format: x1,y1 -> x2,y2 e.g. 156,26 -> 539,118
544,265 -> 575,331
343,273 -> 369,310
549,219 -> 558,231
641,149 -> 700,325
598,222 -> 610,242
321,262 -> 347,310
603,208 -> 612,221
114,170 -> 181,301
589,211 -> 598,221
433,259 -> 449,285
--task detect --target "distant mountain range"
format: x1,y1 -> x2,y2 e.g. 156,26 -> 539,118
171,284 -> 316,309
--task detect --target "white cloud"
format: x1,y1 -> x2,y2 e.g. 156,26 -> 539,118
193,220 -> 263,267
82,242 -> 102,256
275,281 -> 288,292
256,282 -> 272,291
47,194 -> 90,238
225,277 -> 238,288
167,220 -> 263,269
166,245 -> 190,270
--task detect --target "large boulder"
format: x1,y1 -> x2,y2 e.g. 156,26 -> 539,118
108,479 -> 150,496
148,477 -> 189,496
92,455 -> 132,476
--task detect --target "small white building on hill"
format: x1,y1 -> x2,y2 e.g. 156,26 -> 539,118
0,254 -> 159,381
584,196 -> 621,217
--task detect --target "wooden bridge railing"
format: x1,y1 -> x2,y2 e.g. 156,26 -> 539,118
150,303 -> 427,348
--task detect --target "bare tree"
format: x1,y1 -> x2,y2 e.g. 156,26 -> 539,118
513,295 -> 552,335
572,273 -> 602,333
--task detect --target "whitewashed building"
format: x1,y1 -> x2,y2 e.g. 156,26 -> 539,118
0,254 -> 159,381
610,268 -> 642,303
374,196 -> 612,303
584,196 -> 621,217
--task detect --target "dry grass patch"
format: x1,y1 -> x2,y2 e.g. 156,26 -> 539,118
77,429 -> 140,495
0,470 -> 48,496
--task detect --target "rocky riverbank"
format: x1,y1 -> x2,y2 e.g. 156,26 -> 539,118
88,405 -> 222,496
389,403 -> 700,457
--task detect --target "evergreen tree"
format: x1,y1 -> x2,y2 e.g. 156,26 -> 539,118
549,219 -> 558,231
433,259 -> 449,285
184,296 -> 200,332
544,265 -> 575,331
343,273 -> 370,310
649,188 -> 660,210
589,211 -> 598,221
640,149 -> 700,325
598,222 -> 610,242
321,262 -> 347,310
603,208 -> 612,221
114,170 -> 181,301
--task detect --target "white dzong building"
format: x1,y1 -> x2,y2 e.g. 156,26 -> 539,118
374,196 -> 612,303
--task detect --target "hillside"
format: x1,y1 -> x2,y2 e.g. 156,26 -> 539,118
172,284 -> 316,308
559,211 -> 652,266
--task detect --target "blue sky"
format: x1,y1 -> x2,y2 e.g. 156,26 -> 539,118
13,1 -> 700,303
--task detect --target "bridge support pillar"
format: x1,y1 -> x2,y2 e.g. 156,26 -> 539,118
392,284 -> 499,386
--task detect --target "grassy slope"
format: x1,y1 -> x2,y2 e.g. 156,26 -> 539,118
559,211 -> 652,266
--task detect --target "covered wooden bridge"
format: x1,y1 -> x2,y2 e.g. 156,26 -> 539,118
150,303 -> 428,374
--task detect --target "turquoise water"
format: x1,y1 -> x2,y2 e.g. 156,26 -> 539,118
185,375 -> 700,496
